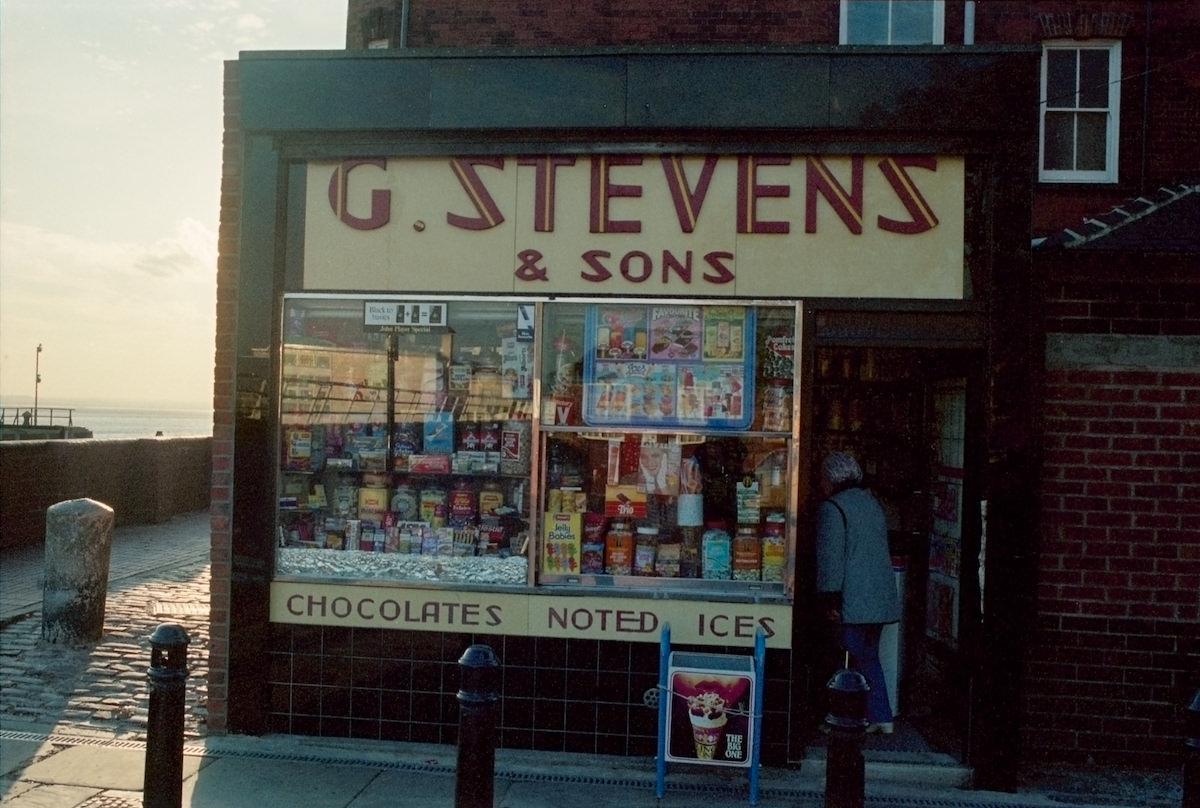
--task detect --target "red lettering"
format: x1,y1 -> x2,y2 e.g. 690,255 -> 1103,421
446,156 -> 506,230
736,155 -> 791,234
287,595 -> 305,616
581,250 -> 613,282
662,250 -> 692,283
703,251 -> 735,284
877,155 -> 939,234
517,155 -> 576,232
734,615 -> 754,637
620,251 -> 653,282
757,617 -> 776,638
327,159 -> 390,230
806,155 -> 863,234
356,598 -> 376,620
590,155 -> 643,233
660,155 -> 719,233
582,249 -> 734,286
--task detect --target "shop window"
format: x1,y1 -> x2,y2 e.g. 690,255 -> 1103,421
274,296 -> 800,601
840,1 -> 945,45
276,297 -> 536,587
539,302 -> 796,591
1040,41 -> 1121,183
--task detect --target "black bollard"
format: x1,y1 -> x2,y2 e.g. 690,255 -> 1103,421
144,623 -> 190,808
455,644 -> 500,808
824,668 -> 869,808
1185,689 -> 1200,808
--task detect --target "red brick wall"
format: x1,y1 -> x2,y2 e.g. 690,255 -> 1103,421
1045,271 -> 1200,337
207,59 -> 242,735
1032,258 -> 1200,766
348,0 -> 836,48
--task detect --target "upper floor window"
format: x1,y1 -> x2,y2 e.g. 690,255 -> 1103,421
840,1 -> 945,45
1040,41 -> 1121,183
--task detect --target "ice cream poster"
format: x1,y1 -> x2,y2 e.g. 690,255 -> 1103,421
666,664 -> 756,767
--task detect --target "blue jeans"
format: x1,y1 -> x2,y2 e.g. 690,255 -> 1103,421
840,623 -> 893,725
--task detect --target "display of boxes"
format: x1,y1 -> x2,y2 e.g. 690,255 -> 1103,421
407,454 -> 452,474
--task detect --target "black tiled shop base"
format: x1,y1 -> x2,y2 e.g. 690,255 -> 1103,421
265,624 -> 796,763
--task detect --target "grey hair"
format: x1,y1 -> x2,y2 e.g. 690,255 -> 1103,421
822,452 -> 863,487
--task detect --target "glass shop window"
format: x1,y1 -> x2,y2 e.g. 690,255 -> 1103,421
275,296 -> 535,587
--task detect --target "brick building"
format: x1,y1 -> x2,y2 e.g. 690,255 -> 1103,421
208,0 -> 1198,788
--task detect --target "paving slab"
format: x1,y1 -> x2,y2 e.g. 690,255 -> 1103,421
0,738 -> 47,777
0,783 -> 101,807
343,769 -> 456,807
180,756 -> 380,808
19,745 -> 201,792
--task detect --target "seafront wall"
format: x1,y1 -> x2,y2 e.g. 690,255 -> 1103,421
0,437 -> 211,549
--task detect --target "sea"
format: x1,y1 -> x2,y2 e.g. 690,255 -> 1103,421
46,404 -> 213,440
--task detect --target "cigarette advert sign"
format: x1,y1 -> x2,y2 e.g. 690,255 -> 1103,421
363,301 -> 448,333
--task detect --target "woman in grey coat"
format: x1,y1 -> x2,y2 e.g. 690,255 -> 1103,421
815,452 -> 901,733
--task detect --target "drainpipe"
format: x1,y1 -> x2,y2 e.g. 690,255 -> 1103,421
964,1 -> 975,45
399,0 -> 410,48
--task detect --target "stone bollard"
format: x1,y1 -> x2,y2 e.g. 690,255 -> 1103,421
455,644 -> 500,808
43,498 -> 114,644
144,623 -> 190,808
824,668 -> 869,808
1184,688 -> 1200,808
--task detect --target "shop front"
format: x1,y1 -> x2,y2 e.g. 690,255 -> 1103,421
217,48 -> 1038,779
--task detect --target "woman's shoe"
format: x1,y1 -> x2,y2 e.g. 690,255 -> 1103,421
865,722 -> 894,735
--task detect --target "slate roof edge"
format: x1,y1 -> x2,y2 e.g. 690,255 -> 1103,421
1032,182 -> 1200,250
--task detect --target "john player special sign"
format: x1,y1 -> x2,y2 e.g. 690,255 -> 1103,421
304,154 -> 965,300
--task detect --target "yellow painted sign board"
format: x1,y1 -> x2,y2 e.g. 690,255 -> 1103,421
271,581 -> 792,649
305,154 -> 964,299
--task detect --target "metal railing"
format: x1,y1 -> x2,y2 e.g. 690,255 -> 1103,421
1,406 -> 76,427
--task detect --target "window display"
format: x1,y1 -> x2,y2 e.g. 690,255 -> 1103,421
276,297 -> 535,586
275,295 -> 799,599
538,302 -> 796,595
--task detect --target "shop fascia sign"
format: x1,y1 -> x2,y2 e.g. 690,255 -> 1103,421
270,581 -> 793,649
304,153 -> 965,299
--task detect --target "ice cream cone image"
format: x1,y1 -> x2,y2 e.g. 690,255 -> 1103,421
687,692 -> 727,759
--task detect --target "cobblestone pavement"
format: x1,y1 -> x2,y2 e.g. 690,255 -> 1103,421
0,517 -> 210,741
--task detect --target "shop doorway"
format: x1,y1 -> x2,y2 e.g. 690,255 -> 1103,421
799,346 -> 983,764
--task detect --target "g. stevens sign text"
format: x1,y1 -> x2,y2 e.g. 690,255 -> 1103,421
304,154 -> 965,299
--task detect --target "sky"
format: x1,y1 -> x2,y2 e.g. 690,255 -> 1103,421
0,0 -> 347,410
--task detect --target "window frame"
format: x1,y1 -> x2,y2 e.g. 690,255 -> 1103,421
839,0 -> 946,46
1039,40 -> 1122,184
